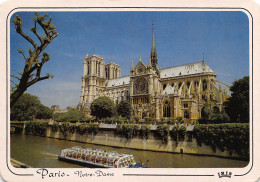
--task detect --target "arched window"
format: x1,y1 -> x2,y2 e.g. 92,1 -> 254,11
163,100 -> 171,118
105,67 -> 108,78
98,63 -> 100,76
87,62 -> 90,76
203,79 -> 207,91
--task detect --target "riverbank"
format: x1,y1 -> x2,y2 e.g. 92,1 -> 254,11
14,121 -> 249,161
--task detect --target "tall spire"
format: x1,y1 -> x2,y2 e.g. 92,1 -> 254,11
130,59 -> 134,74
152,23 -> 157,54
150,23 -> 159,76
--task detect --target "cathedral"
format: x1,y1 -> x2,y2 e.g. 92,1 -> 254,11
79,26 -> 230,123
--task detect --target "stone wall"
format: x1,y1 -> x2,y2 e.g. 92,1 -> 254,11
46,127 -> 242,159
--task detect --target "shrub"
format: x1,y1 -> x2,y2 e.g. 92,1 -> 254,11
139,124 -> 151,139
155,124 -> 170,143
25,121 -> 48,136
193,123 -> 249,158
50,122 -> 59,132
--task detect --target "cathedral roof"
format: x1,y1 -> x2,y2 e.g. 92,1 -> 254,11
107,76 -> 130,87
160,61 -> 215,79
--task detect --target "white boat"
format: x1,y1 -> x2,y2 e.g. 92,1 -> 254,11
57,146 -> 149,168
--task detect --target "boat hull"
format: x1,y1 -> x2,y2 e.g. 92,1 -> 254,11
57,155 -> 112,168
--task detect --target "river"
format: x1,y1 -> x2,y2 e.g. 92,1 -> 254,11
10,134 -> 248,168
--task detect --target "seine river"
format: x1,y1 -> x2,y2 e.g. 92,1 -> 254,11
11,134 -> 248,168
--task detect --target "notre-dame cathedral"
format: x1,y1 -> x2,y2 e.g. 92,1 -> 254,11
79,26 -> 230,123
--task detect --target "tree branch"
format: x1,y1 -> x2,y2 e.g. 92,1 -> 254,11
18,31 -> 37,48
27,76 -> 50,88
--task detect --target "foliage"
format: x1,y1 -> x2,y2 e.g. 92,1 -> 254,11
59,122 -> 70,138
50,122 -> 59,132
199,103 -> 230,124
224,76 -> 249,123
76,123 -> 99,136
25,121 -> 48,136
133,115 -> 141,123
178,125 -> 187,141
155,124 -> 170,143
193,123 -> 249,158
90,96 -> 116,119
170,125 -> 187,142
139,124 -> 151,139
11,93 -> 53,121
11,12 -> 58,107
116,124 -> 140,139
54,108 -> 87,122
36,104 -> 53,119
99,116 -> 127,124
116,100 -> 131,118
176,117 -> 184,124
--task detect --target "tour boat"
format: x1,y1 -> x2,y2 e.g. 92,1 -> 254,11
57,146 -> 149,168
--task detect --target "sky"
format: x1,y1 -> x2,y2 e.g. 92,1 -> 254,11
10,11 -> 249,109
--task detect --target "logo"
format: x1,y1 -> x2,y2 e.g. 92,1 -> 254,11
218,171 -> 232,178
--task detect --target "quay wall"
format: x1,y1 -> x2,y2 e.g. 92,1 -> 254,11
46,127 -> 242,159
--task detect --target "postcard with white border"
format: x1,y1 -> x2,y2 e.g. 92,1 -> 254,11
0,0 -> 260,182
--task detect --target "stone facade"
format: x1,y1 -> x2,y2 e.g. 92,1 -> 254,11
79,27 -> 230,123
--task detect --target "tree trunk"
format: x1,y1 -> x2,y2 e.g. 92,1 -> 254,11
10,88 -> 26,108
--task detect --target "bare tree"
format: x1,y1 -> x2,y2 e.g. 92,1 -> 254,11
11,12 -> 58,108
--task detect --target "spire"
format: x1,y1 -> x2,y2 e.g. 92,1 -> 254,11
131,59 -> 134,73
150,23 -> 159,76
148,57 -> 152,68
152,23 -> 157,54
139,56 -> 142,62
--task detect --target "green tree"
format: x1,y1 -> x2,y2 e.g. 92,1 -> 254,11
11,93 -> 53,121
116,100 -> 131,118
54,108 -> 87,122
224,76 -> 249,122
90,96 -> 116,119
11,12 -> 58,108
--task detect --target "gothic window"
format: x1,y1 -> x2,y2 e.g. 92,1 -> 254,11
98,63 -> 100,76
163,100 -> 171,117
171,83 -> 174,87
87,62 -> 90,76
184,111 -> 189,119
105,67 -> 108,78
184,103 -> 188,108
115,68 -> 118,78
133,77 -> 148,95
203,79 -> 207,91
